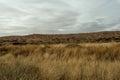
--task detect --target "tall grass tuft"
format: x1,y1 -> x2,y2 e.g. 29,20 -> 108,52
0,42 -> 120,80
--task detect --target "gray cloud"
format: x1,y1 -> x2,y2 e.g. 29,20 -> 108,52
24,10 -> 80,34
0,0 -> 120,36
76,18 -> 120,33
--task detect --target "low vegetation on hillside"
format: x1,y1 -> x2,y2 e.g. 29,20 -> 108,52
0,42 -> 120,80
0,31 -> 120,45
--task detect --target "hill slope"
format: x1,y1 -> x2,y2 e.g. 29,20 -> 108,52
0,31 -> 120,45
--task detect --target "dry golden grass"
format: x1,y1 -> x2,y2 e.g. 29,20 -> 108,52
0,42 -> 120,80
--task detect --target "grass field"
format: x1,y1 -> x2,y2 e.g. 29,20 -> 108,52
0,42 -> 120,80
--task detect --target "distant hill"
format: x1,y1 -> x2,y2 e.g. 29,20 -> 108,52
0,31 -> 120,45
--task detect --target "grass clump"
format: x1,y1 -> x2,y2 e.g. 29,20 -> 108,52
0,62 -> 41,80
0,42 -> 120,80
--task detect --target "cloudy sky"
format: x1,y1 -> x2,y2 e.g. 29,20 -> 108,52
0,0 -> 120,36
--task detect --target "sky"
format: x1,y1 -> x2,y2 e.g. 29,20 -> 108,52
0,0 -> 120,36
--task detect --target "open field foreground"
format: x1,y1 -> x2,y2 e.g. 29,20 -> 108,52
0,42 -> 120,80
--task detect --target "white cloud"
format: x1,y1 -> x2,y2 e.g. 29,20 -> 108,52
0,0 -> 120,36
